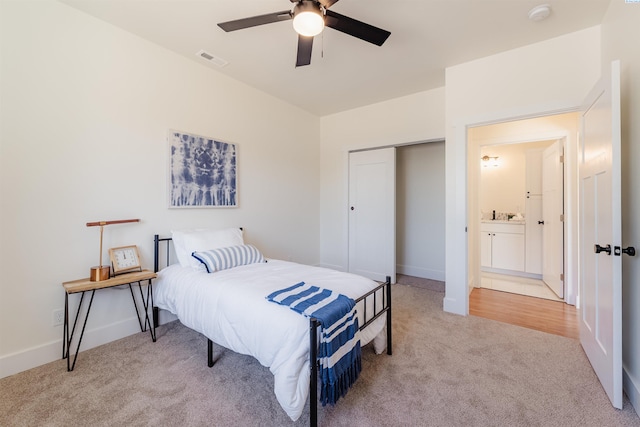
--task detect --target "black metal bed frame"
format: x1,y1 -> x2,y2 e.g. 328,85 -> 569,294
153,234 -> 392,427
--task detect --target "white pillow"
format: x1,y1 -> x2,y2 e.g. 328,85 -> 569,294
171,227 -> 244,269
192,244 -> 265,273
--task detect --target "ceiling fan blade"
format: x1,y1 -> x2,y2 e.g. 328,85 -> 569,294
218,10 -> 292,32
324,9 -> 390,46
318,0 -> 340,9
296,35 -> 314,67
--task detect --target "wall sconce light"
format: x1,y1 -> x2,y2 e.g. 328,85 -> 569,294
481,155 -> 499,167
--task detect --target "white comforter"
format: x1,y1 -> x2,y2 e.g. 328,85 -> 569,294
153,260 -> 387,421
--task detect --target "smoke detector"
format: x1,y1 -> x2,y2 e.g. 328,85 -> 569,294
528,4 -> 552,22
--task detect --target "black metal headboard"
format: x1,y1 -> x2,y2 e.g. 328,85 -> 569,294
153,235 -> 173,273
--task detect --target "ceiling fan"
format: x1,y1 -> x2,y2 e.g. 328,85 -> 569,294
217,0 -> 391,67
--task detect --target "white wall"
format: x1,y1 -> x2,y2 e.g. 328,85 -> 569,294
319,88 -> 446,271
444,26 -> 601,316
479,140 -> 552,216
0,0 -> 320,377
601,0 -> 640,415
396,142 -> 445,281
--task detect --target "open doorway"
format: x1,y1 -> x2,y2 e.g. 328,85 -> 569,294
467,111 -> 581,309
396,141 -> 446,282
477,139 -> 564,301
347,141 -> 446,286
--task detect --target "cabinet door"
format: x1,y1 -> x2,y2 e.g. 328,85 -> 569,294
481,232 -> 492,268
492,232 -> 525,271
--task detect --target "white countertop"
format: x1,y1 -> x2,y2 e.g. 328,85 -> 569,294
481,219 -> 525,224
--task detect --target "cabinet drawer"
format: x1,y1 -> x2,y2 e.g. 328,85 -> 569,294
480,222 -> 524,234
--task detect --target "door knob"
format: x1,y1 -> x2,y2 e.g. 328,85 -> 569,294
594,244 -> 612,255
614,246 -> 636,256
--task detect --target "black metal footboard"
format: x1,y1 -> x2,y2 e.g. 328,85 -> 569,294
309,276 -> 392,427
153,234 -> 392,426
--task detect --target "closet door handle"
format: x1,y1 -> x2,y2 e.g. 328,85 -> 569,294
594,244 -> 612,255
538,221 -> 544,225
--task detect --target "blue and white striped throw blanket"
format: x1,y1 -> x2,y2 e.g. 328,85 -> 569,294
266,281 -> 362,406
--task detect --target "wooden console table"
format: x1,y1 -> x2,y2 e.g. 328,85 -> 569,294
62,270 -> 157,371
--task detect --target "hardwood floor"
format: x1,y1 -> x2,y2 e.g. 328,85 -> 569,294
397,274 -> 578,339
469,287 -> 579,339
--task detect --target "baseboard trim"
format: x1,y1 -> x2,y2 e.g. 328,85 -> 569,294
443,296 -> 465,316
623,366 -> 640,418
0,316 -> 143,379
396,265 -> 445,282
481,267 -> 543,280
157,309 -> 177,325
316,263 -> 345,272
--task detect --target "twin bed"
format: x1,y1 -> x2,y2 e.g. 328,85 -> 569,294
151,228 -> 392,425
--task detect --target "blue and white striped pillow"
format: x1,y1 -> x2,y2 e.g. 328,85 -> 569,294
192,244 -> 265,273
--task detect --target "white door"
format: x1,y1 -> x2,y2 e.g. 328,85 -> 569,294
542,140 -> 564,298
525,195 -> 543,274
348,148 -> 396,282
579,60 -> 622,409
525,148 -> 544,275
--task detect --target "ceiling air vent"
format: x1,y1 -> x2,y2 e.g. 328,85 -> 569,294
196,50 -> 228,68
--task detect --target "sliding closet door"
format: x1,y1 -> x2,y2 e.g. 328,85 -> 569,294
348,148 -> 396,282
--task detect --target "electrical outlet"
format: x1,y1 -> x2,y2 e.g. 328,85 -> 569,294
53,309 -> 64,326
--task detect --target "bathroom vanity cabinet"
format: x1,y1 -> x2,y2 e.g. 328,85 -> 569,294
480,221 -> 525,272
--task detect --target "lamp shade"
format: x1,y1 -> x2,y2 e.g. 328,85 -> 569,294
293,1 -> 324,37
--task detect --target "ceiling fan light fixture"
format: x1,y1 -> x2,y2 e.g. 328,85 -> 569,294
293,1 -> 324,37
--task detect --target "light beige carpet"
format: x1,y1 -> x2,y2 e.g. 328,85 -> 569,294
1,283 -> 638,426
